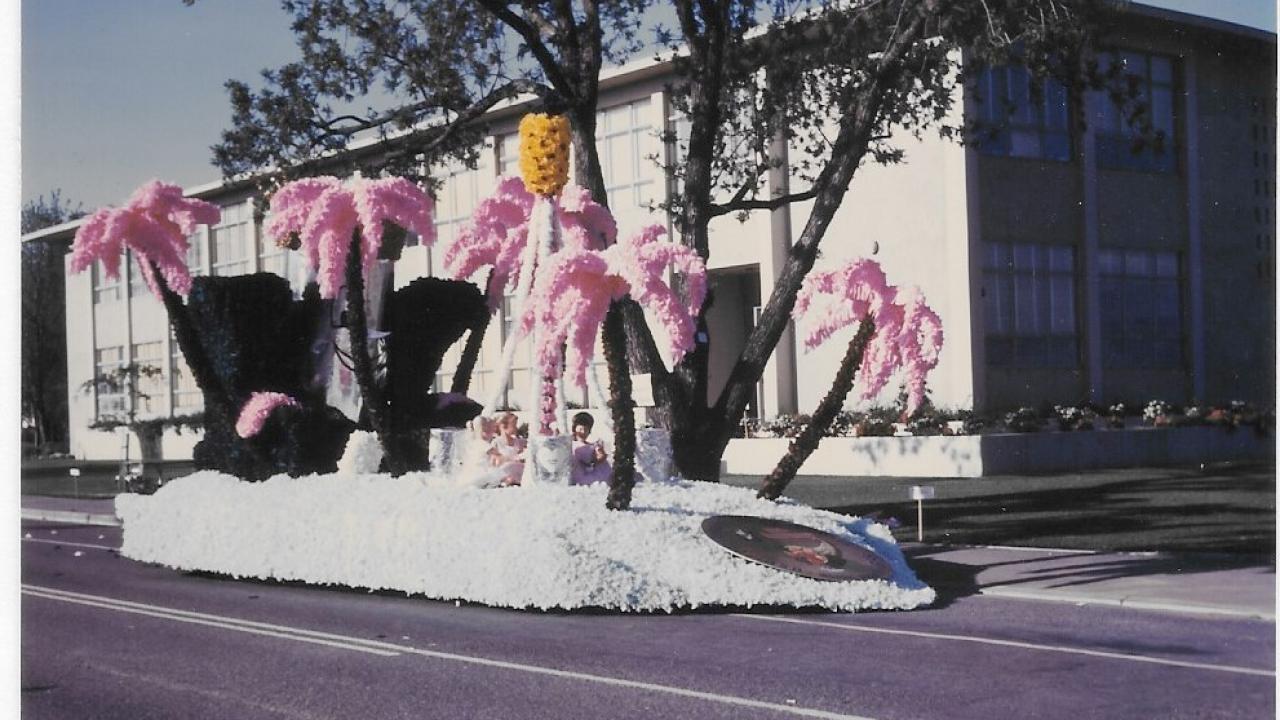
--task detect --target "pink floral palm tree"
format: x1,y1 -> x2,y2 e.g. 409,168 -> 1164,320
524,224 -> 707,397
264,175 -> 436,299
759,258 -> 944,500
69,181 -> 233,428
444,177 -> 617,305
263,175 -> 436,474
70,180 -> 220,300
440,178 -> 618,395
519,223 -> 707,509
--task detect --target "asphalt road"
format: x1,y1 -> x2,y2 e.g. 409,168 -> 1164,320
21,521 -> 1276,719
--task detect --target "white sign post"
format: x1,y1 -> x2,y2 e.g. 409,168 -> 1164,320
909,485 -> 935,542
69,467 -> 81,498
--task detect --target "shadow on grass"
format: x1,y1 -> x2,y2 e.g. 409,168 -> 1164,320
826,465 -> 1276,557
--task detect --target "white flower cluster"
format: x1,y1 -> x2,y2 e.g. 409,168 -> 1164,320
336,430 -> 384,475
1143,400 -> 1172,423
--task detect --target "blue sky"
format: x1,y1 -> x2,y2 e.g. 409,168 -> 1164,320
17,0 -> 1278,213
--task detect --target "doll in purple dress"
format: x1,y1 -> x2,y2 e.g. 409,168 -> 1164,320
569,412 -> 612,486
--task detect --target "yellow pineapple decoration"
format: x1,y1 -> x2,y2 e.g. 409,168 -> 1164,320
518,113 -> 571,196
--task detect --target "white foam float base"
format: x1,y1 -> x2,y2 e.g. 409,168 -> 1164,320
116,471 -> 935,613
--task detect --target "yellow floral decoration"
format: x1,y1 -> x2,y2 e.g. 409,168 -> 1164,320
518,113 -> 571,197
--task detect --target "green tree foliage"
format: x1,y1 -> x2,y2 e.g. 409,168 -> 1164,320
212,0 -> 1115,481
21,190 -> 85,451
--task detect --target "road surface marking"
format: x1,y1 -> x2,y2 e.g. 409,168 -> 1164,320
22,585 -> 400,657
22,538 -> 116,551
24,584 -> 880,720
384,642 -> 880,719
732,614 -> 1275,678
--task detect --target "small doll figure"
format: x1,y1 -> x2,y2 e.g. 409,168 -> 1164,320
569,412 -> 612,486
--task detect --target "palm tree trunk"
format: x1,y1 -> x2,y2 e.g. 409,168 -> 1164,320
602,300 -> 636,510
344,230 -> 402,474
450,275 -> 494,395
758,315 -> 874,501
152,262 -> 234,425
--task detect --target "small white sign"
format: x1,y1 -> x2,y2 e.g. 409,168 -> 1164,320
68,468 -> 81,477
910,485 -> 935,500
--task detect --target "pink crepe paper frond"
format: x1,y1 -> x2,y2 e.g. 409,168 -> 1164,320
70,180 -> 221,300
353,176 -> 437,269
556,184 -> 616,251
265,175 -> 435,299
235,392 -> 300,439
441,179 -> 617,313
794,258 -> 943,415
526,223 -> 708,389
264,176 -> 342,269
442,176 -> 534,309
897,288 -> 945,414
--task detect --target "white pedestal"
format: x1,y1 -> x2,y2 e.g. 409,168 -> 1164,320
636,428 -> 674,484
526,435 -> 571,485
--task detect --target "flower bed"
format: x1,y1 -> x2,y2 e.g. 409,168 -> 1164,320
723,425 -> 1274,478
115,472 -> 934,613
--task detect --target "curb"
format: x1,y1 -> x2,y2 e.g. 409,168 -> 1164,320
22,509 -> 122,528
978,586 -> 1276,622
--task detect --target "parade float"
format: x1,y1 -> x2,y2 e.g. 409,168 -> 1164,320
76,113 -> 938,612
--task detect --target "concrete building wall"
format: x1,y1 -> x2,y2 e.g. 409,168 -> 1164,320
972,9 -> 1276,411
788,129 -> 976,412
1191,29 -> 1277,403
64,253 -> 101,459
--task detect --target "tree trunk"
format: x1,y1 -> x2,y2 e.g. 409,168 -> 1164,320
758,315 -> 874,501
343,231 -> 403,475
670,423 -> 726,483
602,300 -> 637,511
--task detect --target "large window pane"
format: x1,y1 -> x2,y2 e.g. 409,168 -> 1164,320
1100,249 -> 1183,368
1096,50 -> 1177,173
973,65 -> 1072,162
210,202 -> 252,276
984,242 -> 1078,367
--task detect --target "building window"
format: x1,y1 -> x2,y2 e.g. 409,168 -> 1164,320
187,230 -> 206,277
1095,51 -> 1177,173
127,252 -> 150,298
1099,249 -> 1182,368
973,65 -> 1072,161
94,346 -> 127,419
92,261 -> 121,304
170,333 -> 203,412
496,132 -> 519,178
210,202 -> 252,276
597,98 -> 658,226
434,143 -> 495,246
495,293 -> 531,410
131,341 -> 165,416
983,243 -> 1078,367
257,222 -> 288,277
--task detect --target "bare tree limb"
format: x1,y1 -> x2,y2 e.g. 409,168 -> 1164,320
708,187 -> 819,217
476,0 -> 577,102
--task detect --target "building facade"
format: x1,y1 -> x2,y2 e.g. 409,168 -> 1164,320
26,4 -> 1274,461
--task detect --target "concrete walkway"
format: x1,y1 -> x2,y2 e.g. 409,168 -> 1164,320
904,543 -> 1274,621
21,494 -> 1275,621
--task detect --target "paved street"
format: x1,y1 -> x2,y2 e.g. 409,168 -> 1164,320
21,519 -> 1275,719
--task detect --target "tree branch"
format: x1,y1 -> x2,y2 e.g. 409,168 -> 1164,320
257,78 -> 548,186
710,6 -> 932,429
708,187 -> 819,218
476,0 -> 577,103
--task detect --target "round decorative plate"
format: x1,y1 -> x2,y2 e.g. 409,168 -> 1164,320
701,515 -> 893,582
